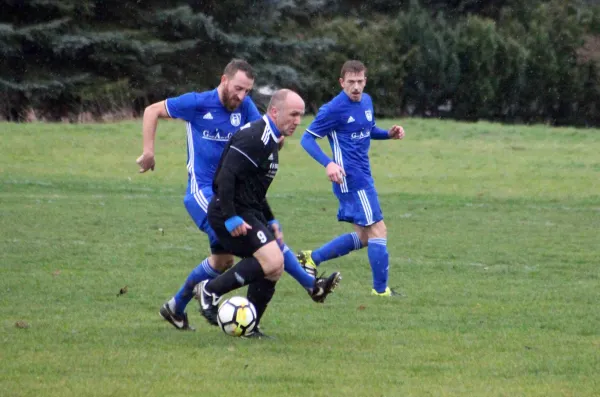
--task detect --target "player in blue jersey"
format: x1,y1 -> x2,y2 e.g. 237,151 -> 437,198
297,60 -> 405,297
136,59 -> 338,330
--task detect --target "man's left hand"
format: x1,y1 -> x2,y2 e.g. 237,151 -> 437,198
388,125 -> 405,140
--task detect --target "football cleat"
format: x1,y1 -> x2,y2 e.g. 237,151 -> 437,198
241,327 -> 274,340
296,250 -> 317,278
159,301 -> 195,331
371,287 -> 403,297
310,272 -> 342,303
195,280 -> 222,326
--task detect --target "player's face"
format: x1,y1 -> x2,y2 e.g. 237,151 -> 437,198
276,96 -> 305,137
222,71 -> 254,110
340,71 -> 367,102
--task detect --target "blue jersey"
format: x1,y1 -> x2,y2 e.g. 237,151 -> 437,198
165,89 -> 261,191
306,91 -> 377,194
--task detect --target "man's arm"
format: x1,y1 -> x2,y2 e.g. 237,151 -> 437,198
214,142 -> 263,237
214,148 -> 250,221
371,125 -> 405,140
370,126 -> 391,140
300,132 -> 332,167
300,132 -> 346,184
137,93 -> 199,173
137,101 -> 169,172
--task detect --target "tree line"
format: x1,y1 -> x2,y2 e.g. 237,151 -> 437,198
1,0 -> 599,126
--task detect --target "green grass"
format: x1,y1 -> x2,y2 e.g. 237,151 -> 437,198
1,118 -> 599,397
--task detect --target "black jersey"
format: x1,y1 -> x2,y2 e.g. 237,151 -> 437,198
212,115 -> 280,221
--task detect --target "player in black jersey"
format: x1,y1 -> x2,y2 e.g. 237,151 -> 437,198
197,89 -> 342,338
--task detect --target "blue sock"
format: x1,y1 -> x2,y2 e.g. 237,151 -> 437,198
173,258 -> 221,315
311,232 -> 363,265
368,238 -> 389,293
283,244 -> 315,290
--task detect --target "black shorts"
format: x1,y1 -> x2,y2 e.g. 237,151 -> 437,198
207,200 -> 275,258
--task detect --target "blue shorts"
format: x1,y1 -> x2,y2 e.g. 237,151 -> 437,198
336,187 -> 383,227
183,186 -> 226,254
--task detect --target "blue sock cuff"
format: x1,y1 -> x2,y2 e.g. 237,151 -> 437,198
351,232 -> 364,249
201,258 -> 221,278
368,237 -> 387,246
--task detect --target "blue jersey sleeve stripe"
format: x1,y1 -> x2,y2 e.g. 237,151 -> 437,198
306,129 -> 324,138
164,99 -> 173,118
230,146 -> 258,167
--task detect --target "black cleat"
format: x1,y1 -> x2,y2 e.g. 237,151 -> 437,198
195,280 -> 221,326
310,272 -> 342,303
159,302 -> 195,331
242,327 -> 274,340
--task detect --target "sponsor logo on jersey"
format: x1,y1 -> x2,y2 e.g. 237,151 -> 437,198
351,129 -> 371,140
202,129 -> 232,142
365,110 -> 372,121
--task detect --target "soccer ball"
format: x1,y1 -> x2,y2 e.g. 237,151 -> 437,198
217,296 -> 257,337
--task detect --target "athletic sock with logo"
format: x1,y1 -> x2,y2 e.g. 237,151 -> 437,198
205,257 -> 265,296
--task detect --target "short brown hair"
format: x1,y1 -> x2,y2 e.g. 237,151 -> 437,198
223,59 -> 255,79
340,60 -> 367,79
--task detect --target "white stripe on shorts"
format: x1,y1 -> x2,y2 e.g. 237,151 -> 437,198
193,189 -> 209,213
358,189 -> 373,225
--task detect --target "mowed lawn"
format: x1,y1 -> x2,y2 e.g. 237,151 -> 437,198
1,118 -> 599,397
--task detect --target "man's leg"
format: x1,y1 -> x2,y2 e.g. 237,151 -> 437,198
297,191 -> 366,272
161,189 -> 230,330
199,210 -> 283,327
298,232 -> 364,273
171,254 -> 232,314
282,244 -> 315,289
199,239 -> 283,327
363,220 -> 391,294
282,243 -> 342,303
160,253 -> 233,331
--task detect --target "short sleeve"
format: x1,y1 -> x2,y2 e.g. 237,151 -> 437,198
306,104 -> 338,138
165,93 -> 199,122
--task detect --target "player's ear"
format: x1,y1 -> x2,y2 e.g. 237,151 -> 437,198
339,77 -> 344,88
220,74 -> 228,85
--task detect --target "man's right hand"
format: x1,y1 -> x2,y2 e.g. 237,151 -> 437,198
326,162 -> 345,184
225,216 -> 253,237
136,152 -> 155,173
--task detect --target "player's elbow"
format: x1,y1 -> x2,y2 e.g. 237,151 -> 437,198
144,101 -> 168,120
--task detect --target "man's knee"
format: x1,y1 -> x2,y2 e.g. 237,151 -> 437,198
366,221 -> 387,240
209,254 -> 234,272
253,241 -> 284,280
353,226 -> 369,246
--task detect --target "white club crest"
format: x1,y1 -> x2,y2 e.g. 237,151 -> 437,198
230,113 -> 241,127
365,110 -> 372,122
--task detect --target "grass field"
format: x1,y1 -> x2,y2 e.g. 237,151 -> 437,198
1,118 -> 599,397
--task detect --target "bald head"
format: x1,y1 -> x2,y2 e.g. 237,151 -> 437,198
267,89 -> 305,137
267,89 -> 299,111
